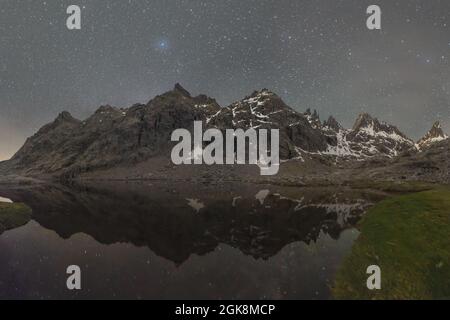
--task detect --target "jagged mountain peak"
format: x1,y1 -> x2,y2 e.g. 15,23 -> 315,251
327,113 -> 415,159
95,105 -> 119,114
323,116 -> 342,132
417,121 -> 448,150
304,109 -> 321,129
38,111 -> 80,133
352,113 -> 378,131
352,113 -> 405,135
232,89 -> 290,113
255,88 -> 274,95
2,85 -> 437,178
352,113 -> 410,139
304,108 -> 319,117
147,83 -> 194,106
242,88 -> 277,102
173,83 -> 191,97
9,110 -> 82,166
144,85 -> 221,123
429,121 -> 445,135
55,111 -> 78,123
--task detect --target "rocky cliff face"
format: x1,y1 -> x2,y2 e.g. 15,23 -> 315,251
1,85 -> 330,177
206,89 -> 330,159
416,121 -> 448,150
323,116 -> 342,132
6,84 -> 222,178
368,137 -> 450,184
1,84 -> 446,180
343,113 -> 415,158
303,112 -> 415,159
8,111 -> 82,174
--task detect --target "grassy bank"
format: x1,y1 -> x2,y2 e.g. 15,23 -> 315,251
0,202 -> 32,234
348,180 -> 437,193
333,188 -> 450,299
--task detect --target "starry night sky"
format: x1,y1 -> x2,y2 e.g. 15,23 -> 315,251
0,0 -> 449,160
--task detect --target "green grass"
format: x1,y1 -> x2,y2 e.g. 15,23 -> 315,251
0,202 -> 32,234
333,188 -> 450,300
348,180 -> 437,193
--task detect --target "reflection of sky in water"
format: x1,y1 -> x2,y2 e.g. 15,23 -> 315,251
0,220 -> 358,300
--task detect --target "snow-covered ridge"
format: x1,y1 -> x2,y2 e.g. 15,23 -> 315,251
211,89 -> 296,130
241,89 -> 274,106
324,129 -> 362,158
357,122 -> 413,145
196,88 -> 419,162
416,121 -> 449,151
302,111 -> 416,159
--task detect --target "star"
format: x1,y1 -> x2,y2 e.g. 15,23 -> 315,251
155,39 -> 170,52
1,0 -> 450,162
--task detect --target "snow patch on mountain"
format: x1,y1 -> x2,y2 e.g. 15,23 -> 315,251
416,121 -> 449,151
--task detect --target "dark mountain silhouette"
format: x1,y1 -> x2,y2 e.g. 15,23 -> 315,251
0,84 -> 448,182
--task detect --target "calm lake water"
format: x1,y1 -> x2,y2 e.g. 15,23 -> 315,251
0,181 -> 386,299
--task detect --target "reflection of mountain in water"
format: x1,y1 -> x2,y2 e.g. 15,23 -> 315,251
0,182 -> 386,264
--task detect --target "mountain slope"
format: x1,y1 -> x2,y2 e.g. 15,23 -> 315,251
206,89 -> 331,159
343,113 -> 415,158
306,112 -> 415,159
1,84 -> 443,181
1,85 -> 329,178
4,84 -> 221,177
416,121 -> 448,150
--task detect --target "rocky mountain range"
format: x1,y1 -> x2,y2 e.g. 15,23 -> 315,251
0,84 -> 448,182
416,121 -> 448,150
